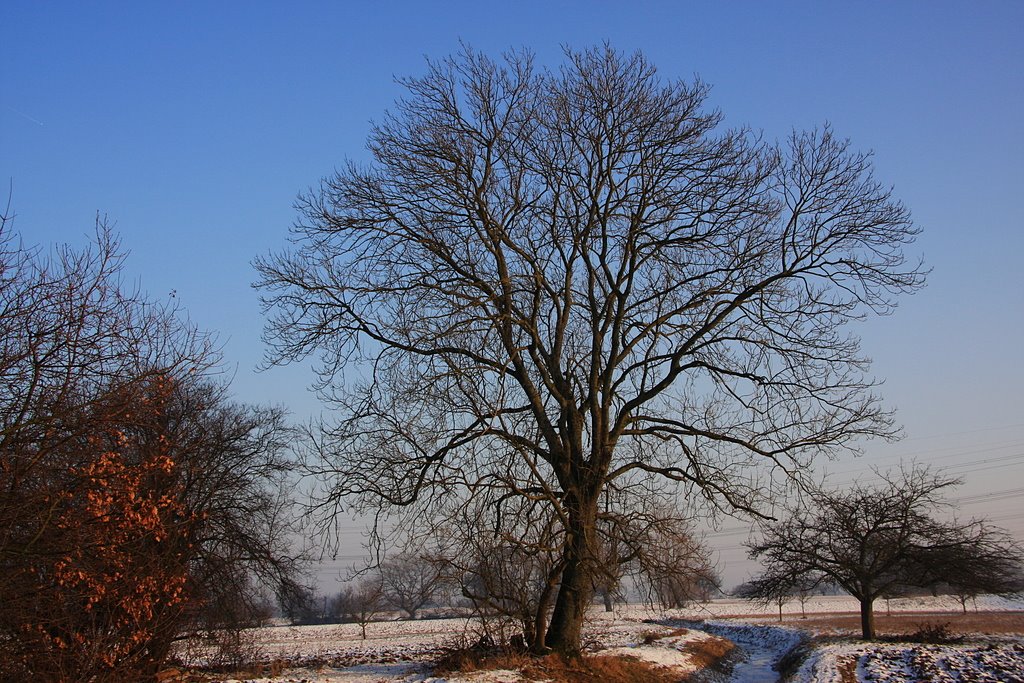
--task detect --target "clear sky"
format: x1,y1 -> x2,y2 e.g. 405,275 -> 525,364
3,1 -> 1023,591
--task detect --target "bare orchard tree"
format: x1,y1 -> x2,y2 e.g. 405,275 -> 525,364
331,578 -> 385,639
379,552 -> 446,619
630,519 -> 720,610
747,467 -> 1024,640
931,529 -> 1024,614
256,45 -> 926,654
734,573 -> 820,622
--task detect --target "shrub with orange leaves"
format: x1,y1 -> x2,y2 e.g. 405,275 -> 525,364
1,222 -> 300,682
8,378 -> 199,681
2,372 -> 299,682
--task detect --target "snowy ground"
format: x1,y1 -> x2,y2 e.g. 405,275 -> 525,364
796,639 -> 1024,683
176,595 -> 1024,682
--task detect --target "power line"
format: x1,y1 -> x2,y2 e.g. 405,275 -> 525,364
955,487 -> 1024,505
824,442 -> 1024,480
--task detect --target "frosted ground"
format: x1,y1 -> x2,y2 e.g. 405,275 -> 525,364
183,595 -> 1024,682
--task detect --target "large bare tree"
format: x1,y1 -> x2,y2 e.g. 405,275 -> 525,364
256,45 -> 926,654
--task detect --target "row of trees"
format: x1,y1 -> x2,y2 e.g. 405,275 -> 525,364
297,464 -> 1023,650
285,517 -> 719,642
280,552 -> 446,628
306,465 -> 1021,648
0,211 -> 305,681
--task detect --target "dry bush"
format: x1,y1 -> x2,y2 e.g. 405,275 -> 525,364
835,655 -> 858,683
899,621 -> 962,644
200,627 -> 264,672
640,627 -> 689,644
0,221 -> 302,681
434,627 -> 733,682
641,631 -> 664,645
524,654 -> 679,683
433,646 -> 533,676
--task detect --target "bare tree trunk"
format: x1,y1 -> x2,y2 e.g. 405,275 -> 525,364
545,561 -> 593,655
602,589 -> 614,612
530,571 -> 559,653
859,597 -> 876,640
545,496 -> 597,656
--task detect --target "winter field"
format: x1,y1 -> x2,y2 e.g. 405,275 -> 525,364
169,595 -> 1024,683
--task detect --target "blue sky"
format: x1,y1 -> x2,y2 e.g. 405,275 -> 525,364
3,1 -> 1023,588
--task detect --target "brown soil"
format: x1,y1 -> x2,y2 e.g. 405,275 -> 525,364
725,610 -> 1024,637
433,628 -> 735,682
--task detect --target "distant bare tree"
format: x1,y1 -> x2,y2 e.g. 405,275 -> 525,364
595,488 -> 720,611
933,532 -> 1024,613
379,552 -> 445,619
632,521 -> 720,610
734,573 -> 819,621
747,467 -> 1024,639
332,579 -> 385,639
257,45 -> 926,654
734,578 -> 787,622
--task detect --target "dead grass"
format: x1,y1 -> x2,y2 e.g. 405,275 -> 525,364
163,654 -> 314,682
835,654 -> 858,683
640,627 -> 689,644
434,648 -> 680,682
679,633 -> 735,671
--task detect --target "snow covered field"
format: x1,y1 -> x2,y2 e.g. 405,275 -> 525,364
179,595 -> 1024,682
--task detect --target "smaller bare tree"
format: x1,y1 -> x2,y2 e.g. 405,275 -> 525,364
600,497 -> 720,611
930,531 -> 1024,613
332,579 -> 385,639
379,553 -> 445,620
747,466 -> 1024,640
734,573 -> 821,621
632,527 -> 720,610
435,498 -> 562,652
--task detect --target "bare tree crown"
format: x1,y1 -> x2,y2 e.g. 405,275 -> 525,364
259,46 -> 923,510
